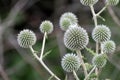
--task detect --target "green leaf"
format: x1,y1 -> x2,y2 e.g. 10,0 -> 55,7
48,75 -> 53,80
42,50 -> 52,59
85,47 -> 96,56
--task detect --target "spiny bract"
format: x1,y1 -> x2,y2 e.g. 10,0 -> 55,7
80,0 -> 98,6
64,25 -> 89,51
61,53 -> 80,72
40,20 -> 53,34
17,29 -> 37,48
106,0 -> 119,6
92,25 -> 111,43
92,54 -> 107,68
101,40 -> 116,54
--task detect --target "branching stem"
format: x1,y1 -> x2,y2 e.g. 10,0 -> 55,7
84,66 -> 96,80
89,4 -> 108,79
30,47 -> 61,80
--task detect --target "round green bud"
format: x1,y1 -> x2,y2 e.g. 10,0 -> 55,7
106,0 -> 119,6
60,18 -> 71,31
80,0 -> 98,6
17,29 -> 37,48
101,40 -> 116,54
92,25 -> 111,43
60,12 -> 78,25
64,25 -> 89,51
40,20 -> 53,34
61,53 -> 80,72
92,54 -> 107,68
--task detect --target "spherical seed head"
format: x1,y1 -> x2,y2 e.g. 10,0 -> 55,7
106,0 -> 119,6
40,20 -> 53,34
92,54 -> 107,68
60,18 -> 71,31
61,53 -> 80,72
60,12 -> 78,24
92,25 -> 111,43
17,29 -> 37,48
101,40 -> 116,54
64,25 -> 89,51
80,0 -> 98,6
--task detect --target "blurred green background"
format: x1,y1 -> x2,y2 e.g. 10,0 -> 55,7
0,0 -> 120,80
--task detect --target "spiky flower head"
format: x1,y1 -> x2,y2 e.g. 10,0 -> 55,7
80,0 -> 98,6
61,53 -> 80,72
17,29 -> 37,48
92,25 -> 111,43
101,40 -> 116,54
60,12 -> 78,25
64,25 -> 89,51
59,18 -> 71,31
106,0 -> 119,6
92,54 -> 107,68
40,20 -> 53,34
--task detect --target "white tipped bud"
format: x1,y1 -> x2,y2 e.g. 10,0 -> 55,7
17,29 -> 37,48
80,0 -> 98,6
92,25 -> 111,43
40,20 -> 53,34
101,40 -> 116,54
92,54 -> 107,68
61,53 -> 81,72
64,25 -> 89,51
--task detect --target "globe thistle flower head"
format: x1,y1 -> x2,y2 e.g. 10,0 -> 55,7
61,53 -> 80,72
106,0 -> 119,6
60,12 -> 78,24
64,25 -> 89,51
40,20 -> 53,34
92,25 -> 111,43
17,29 -> 37,48
59,18 -> 71,31
80,0 -> 98,6
92,54 -> 107,68
101,40 -> 116,54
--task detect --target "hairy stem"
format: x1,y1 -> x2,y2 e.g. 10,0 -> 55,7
40,32 -> 47,59
76,50 -> 88,77
30,47 -> 61,80
73,71 -> 80,80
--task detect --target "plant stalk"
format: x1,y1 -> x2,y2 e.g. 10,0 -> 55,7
30,47 -> 61,80
76,50 -> 88,77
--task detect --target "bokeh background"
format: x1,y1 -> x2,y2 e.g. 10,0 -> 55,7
0,0 -> 120,80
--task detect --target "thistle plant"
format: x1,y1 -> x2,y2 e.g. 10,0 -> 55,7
61,53 -> 81,72
17,29 -> 37,48
101,40 -> 116,54
17,0 -> 119,79
59,12 -> 78,31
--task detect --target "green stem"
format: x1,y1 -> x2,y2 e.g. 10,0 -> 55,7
84,66 -> 96,80
30,47 -> 61,80
73,71 -> 80,80
96,4 -> 108,16
40,32 -> 47,59
76,50 -> 88,77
